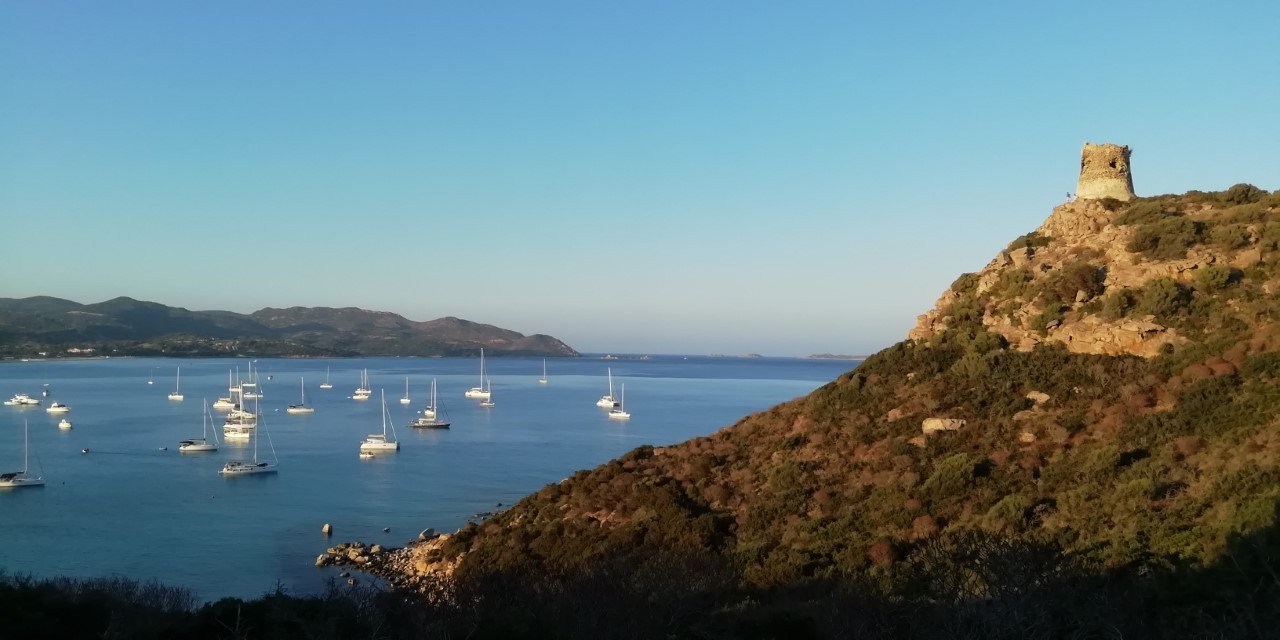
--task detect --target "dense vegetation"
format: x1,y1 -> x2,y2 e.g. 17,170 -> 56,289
6,524 -> 1280,640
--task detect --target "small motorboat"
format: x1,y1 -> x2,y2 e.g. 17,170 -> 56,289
58,419 -> 72,430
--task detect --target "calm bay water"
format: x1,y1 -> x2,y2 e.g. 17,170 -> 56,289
0,355 -> 856,602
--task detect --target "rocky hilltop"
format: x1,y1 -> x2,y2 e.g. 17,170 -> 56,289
341,165 -> 1280,636
910,185 -> 1276,357
0,297 -> 577,358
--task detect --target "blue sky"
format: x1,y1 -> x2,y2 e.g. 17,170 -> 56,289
2,1 -> 1277,356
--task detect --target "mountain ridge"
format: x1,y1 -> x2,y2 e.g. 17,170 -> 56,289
0,296 -> 578,358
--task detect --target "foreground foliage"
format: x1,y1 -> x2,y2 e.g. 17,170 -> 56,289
4,522 -> 1280,639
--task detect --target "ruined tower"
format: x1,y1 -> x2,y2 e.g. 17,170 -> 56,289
1076,142 -> 1135,201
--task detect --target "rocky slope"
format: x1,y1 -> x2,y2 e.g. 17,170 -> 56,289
359,183 -> 1280,600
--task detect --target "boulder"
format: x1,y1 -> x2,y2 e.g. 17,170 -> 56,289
315,554 -> 331,568
922,418 -> 966,435
418,528 -> 437,541
370,544 -> 383,554
322,523 -> 332,535
1025,391 -> 1051,405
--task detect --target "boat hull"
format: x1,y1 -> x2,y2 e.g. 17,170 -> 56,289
0,476 -> 44,488
409,419 -> 450,429
219,462 -> 276,475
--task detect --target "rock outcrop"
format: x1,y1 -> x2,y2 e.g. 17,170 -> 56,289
317,534 -> 464,598
910,185 -> 1266,358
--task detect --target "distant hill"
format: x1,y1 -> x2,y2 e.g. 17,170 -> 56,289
0,297 -> 577,358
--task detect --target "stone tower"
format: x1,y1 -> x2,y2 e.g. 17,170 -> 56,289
1076,142 -> 1135,201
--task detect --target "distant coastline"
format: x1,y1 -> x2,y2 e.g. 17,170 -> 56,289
804,353 -> 864,360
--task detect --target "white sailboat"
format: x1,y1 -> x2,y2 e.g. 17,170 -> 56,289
220,402 -> 277,475
353,369 -> 371,400
0,420 -> 44,488
409,379 -> 450,429
422,378 -> 438,419
168,367 -> 184,401
400,377 -> 412,405
148,367 -> 155,385
608,384 -> 632,420
213,370 -> 237,410
180,400 -> 220,452
222,392 -> 257,439
360,391 -> 400,452
319,366 -> 333,390
465,349 -> 491,399
241,362 -> 263,399
596,368 -> 619,408
287,377 -> 315,414
539,358 -> 549,384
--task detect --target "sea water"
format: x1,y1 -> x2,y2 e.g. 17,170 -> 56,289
0,355 -> 856,602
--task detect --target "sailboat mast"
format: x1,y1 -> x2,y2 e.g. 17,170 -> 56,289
253,397 -> 259,462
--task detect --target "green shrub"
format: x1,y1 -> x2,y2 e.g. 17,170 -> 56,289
922,454 -> 973,500
1041,261 -> 1105,304
1208,223 -> 1252,250
1100,289 -> 1136,320
992,267 -> 1033,299
1007,231 -> 1051,251
1030,305 -> 1065,335
1218,203 -> 1269,225
1244,353 -> 1280,378
1222,183 -> 1267,205
1133,278 -> 1192,319
983,494 -> 1031,533
950,273 -> 980,297
1260,223 -> 1280,251
1127,217 -> 1203,260
1192,265 -> 1236,292
1114,200 -> 1179,226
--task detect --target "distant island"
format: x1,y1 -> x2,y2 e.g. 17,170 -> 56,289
0,296 -> 578,359
805,353 -> 864,360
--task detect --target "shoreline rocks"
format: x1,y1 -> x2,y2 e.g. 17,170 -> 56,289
315,532 -> 465,597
